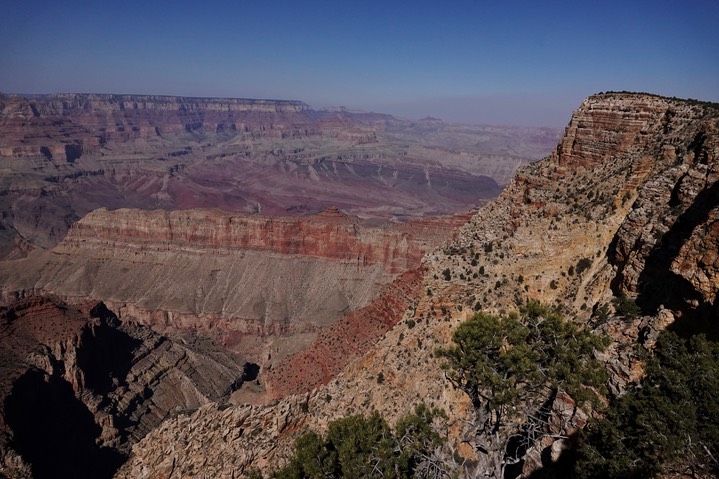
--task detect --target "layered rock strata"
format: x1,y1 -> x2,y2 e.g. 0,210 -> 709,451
113,93 -> 719,478
0,296 -> 248,479
0,208 -> 466,367
60,207 -> 430,274
0,93 -> 558,257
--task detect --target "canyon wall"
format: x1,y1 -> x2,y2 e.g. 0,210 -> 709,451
0,208 -> 465,362
0,296 -> 250,479
60,207 -> 430,274
0,93 -> 311,160
112,93 -> 719,478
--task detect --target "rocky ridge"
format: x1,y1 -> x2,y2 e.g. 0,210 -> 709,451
113,93 -> 719,478
0,296 -> 251,479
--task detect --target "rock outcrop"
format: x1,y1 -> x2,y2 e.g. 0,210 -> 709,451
0,296 -> 249,479
59,207 -> 433,274
264,268 -> 424,398
0,94 -> 310,160
112,93 -> 719,478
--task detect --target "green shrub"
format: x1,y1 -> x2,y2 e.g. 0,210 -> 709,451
615,293 -> 641,318
576,258 -> 592,275
436,304 -> 608,477
437,302 -> 608,415
273,405 -> 446,479
575,332 -> 719,478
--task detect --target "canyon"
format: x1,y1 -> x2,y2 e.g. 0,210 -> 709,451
110,93 -> 717,478
1,92 -> 717,478
0,92 -> 559,478
0,206 -> 467,373
0,93 -> 558,258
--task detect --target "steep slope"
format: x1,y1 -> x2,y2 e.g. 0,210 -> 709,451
113,93 -> 718,478
0,207 -> 466,376
0,93 -> 560,258
0,296 -> 250,479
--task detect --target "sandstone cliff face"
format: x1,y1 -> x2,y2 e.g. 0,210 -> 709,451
61,207 -> 430,274
112,93 -> 719,478
0,94 -> 310,160
430,94 -> 718,321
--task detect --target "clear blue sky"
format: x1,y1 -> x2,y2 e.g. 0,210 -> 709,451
1,0 -> 717,126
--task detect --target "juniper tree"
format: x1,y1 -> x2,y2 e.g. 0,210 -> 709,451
436,302 -> 608,478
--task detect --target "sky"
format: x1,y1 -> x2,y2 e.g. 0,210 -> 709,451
1,0 -> 718,127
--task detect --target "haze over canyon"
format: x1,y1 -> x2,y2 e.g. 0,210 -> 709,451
0,91 -> 717,479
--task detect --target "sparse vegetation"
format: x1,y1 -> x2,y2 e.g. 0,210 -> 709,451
273,404 -> 448,479
575,332 -> 719,478
576,257 -> 592,275
615,292 -> 641,319
437,303 -> 608,478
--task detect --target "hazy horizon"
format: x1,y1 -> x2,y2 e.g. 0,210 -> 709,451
1,0 -> 718,127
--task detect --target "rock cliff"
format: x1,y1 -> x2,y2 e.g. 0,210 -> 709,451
60,207 -> 431,274
0,296 -> 249,479
0,94 -> 309,159
112,93 -> 719,478
0,207 -> 466,380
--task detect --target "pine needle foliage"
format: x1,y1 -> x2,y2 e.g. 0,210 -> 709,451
273,404 -> 447,479
574,331 -> 719,478
436,302 -> 609,414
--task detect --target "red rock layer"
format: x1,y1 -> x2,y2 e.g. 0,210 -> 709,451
61,207 -> 460,274
0,94 -> 315,159
263,268 -> 424,398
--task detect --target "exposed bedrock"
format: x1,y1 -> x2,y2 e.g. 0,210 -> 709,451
0,296 -> 248,478
264,268 -> 424,398
46,92 -> 719,479
0,208 -> 466,365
